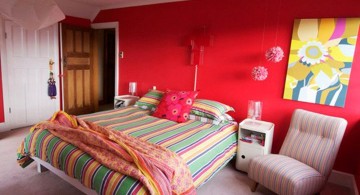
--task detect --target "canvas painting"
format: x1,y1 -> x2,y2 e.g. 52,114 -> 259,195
283,18 -> 360,107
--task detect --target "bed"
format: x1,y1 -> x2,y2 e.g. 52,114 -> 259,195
17,106 -> 238,194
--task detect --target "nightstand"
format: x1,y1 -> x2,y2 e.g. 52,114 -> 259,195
236,118 -> 274,172
114,95 -> 139,109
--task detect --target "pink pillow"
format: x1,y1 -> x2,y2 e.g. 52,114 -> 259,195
152,90 -> 198,123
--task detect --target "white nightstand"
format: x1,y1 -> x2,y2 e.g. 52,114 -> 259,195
236,118 -> 274,172
114,95 -> 139,109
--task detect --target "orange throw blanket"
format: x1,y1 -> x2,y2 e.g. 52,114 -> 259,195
25,111 -> 195,195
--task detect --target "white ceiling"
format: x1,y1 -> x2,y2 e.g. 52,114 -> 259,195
54,0 -> 187,21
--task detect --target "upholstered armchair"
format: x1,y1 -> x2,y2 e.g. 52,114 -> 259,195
248,109 -> 347,195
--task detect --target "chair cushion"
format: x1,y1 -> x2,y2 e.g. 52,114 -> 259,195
248,154 -> 326,195
279,109 -> 347,177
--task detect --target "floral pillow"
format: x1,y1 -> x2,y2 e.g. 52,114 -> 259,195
152,90 -> 198,123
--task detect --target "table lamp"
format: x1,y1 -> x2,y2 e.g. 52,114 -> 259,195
129,82 -> 137,96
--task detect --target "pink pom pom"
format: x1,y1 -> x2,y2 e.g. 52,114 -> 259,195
252,66 -> 268,81
265,46 -> 284,63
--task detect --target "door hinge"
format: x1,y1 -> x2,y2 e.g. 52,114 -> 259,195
9,107 -> 11,113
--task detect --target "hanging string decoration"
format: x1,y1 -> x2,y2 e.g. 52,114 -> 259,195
265,46 -> 284,63
48,59 -> 57,99
252,66 -> 268,81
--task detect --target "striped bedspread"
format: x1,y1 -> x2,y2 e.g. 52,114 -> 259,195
19,107 -> 238,194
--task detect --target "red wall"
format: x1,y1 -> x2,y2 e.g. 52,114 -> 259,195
93,0 -> 360,185
357,174 -> 360,193
61,16 -> 91,28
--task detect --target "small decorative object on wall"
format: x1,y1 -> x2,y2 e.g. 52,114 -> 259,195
252,66 -> 268,81
265,46 -> 284,63
283,18 -> 360,107
185,26 -> 213,91
48,59 -> 56,99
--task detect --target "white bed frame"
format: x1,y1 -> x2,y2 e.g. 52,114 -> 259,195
33,157 -> 97,195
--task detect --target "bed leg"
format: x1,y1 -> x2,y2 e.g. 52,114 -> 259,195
250,180 -> 258,192
37,162 -> 48,173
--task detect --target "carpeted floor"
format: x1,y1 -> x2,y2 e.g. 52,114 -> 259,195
0,127 -> 352,195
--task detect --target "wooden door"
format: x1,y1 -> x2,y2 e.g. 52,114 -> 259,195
5,21 -> 59,129
62,24 -> 94,115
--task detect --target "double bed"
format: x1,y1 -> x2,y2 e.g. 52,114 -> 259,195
17,106 -> 238,194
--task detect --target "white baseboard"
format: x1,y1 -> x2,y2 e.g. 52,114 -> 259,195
328,170 -> 358,195
0,122 -> 10,132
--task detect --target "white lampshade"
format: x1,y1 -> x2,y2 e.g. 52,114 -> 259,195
129,82 -> 137,95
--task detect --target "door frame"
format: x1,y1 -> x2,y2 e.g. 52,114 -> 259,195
0,16 -> 10,131
91,22 -> 119,97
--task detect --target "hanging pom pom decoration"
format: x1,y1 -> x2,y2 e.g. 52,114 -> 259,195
48,59 -> 57,99
265,46 -> 284,63
252,66 -> 268,81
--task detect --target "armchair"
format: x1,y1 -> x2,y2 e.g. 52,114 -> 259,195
248,109 -> 347,195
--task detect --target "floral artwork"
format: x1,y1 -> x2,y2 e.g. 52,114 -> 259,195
283,18 -> 360,107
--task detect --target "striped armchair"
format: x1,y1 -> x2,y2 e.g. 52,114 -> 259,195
248,109 -> 347,195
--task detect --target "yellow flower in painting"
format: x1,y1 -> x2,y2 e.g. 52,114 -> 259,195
298,40 -> 329,65
288,18 -> 356,67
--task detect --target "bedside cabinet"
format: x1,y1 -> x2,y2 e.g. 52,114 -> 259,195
236,118 -> 274,172
114,95 -> 139,109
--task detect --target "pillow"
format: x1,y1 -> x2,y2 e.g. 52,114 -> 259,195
222,113 -> 236,122
189,114 -> 222,125
190,99 -> 234,121
189,113 -> 235,125
152,90 -> 198,123
189,113 -> 237,125
134,89 -> 164,111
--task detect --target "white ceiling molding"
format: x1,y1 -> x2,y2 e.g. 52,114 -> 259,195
54,0 -> 188,21
99,0 -> 188,10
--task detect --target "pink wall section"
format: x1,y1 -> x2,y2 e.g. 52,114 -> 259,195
0,54 -> 4,122
93,0 -> 360,183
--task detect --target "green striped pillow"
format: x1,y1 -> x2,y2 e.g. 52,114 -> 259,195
190,99 -> 234,121
134,89 -> 164,111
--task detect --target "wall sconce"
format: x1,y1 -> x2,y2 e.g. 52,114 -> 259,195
185,26 -> 213,91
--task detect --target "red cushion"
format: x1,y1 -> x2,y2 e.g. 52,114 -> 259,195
152,90 -> 198,123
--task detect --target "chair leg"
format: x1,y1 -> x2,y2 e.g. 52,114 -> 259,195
250,180 -> 259,192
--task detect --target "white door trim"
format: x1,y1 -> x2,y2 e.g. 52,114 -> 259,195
0,17 -> 11,132
91,22 -> 119,96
